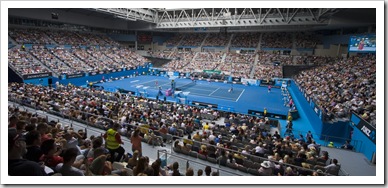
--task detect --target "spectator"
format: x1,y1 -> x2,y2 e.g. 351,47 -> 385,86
24,130 -> 43,162
126,150 -> 139,169
103,123 -> 125,163
8,128 -> 46,176
197,169 -> 203,176
185,167 -> 194,176
133,156 -> 147,176
341,140 -> 354,150
315,159 -> 341,176
39,139 -> 64,170
258,161 -> 273,176
205,166 -> 212,176
130,128 -> 143,157
55,148 -> 85,176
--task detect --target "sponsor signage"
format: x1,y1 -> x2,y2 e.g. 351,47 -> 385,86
351,113 -> 376,144
191,101 -> 218,109
232,77 -> 241,82
241,78 -> 257,85
203,70 -> 221,74
66,73 -> 85,79
23,72 -> 52,80
248,109 -> 287,119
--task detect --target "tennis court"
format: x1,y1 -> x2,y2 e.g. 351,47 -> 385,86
94,75 -> 290,117
131,79 -> 244,101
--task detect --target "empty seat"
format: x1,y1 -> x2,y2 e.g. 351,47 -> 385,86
189,151 -> 198,158
207,157 -> 217,164
248,168 -> 260,176
243,159 -> 254,168
226,162 -> 238,170
237,165 -> 248,172
198,154 -> 207,160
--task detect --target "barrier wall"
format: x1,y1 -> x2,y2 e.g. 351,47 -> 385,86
290,81 -> 323,135
20,66 -> 150,87
57,67 -> 150,86
349,113 -> 376,161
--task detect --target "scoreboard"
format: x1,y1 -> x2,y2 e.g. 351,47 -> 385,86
137,34 -> 152,43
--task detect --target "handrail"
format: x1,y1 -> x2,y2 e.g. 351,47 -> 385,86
157,149 -> 242,176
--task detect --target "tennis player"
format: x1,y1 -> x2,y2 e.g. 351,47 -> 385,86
228,84 -> 233,93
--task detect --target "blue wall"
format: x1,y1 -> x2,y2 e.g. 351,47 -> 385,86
24,77 -> 49,86
290,81 -> 323,135
321,121 -> 351,143
107,34 -> 136,42
153,36 -> 169,45
351,124 -> 376,161
58,67 -> 149,86
321,34 -> 352,48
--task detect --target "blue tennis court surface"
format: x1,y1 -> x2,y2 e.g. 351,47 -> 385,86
95,75 -> 290,116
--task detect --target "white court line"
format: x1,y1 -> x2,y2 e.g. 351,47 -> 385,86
134,79 -> 167,88
188,90 -> 237,101
134,79 -> 154,87
208,87 -> 221,96
235,89 -> 245,102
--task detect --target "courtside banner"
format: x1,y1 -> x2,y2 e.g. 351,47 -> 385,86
351,113 -> 376,144
66,73 -> 85,79
241,78 -> 257,85
23,72 -> 52,80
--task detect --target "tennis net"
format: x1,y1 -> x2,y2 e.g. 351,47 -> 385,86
176,82 -> 196,91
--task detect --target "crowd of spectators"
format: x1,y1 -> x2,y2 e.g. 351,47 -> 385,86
248,52 -> 286,80
162,51 -> 195,72
101,47 -> 149,69
44,30 -> 86,46
261,32 -> 293,49
29,48 -> 76,75
165,33 -> 185,46
295,55 -> 376,125
74,33 -> 106,46
218,53 -> 255,78
10,45 -> 150,76
7,82 -> 227,176
231,32 -> 261,48
73,48 -> 102,72
293,55 -> 338,66
295,32 -> 321,49
8,48 -> 50,75
148,50 -> 173,59
252,64 -> 282,80
10,28 -> 119,47
179,33 -> 207,47
86,47 -> 146,72
9,28 -> 55,45
52,48 -> 93,73
184,52 -> 223,72
8,82 -> 340,176
99,35 -> 121,46
202,33 -> 232,47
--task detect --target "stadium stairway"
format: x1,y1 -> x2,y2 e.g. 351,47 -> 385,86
318,146 -> 376,176
249,53 -> 259,78
200,33 -> 210,48
8,36 -> 18,46
226,33 -> 234,50
256,33 -> 263,51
